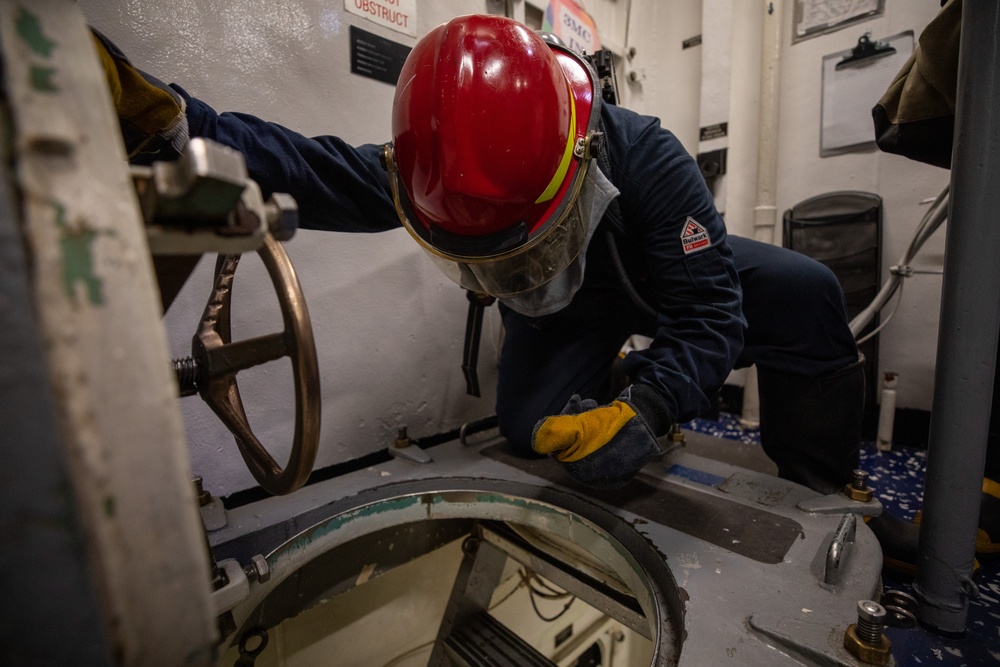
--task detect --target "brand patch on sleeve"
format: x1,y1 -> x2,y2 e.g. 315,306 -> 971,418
680,217 -> 711,254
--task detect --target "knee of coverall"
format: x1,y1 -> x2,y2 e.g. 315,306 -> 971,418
497,409 -> 542,458
735,244 -> 858,376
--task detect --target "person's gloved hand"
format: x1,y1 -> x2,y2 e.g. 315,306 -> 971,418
90,29 -> 188,160
532,384 -> 672,489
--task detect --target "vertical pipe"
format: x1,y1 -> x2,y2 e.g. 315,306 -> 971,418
752,0 -> 783,245
914,0 -> 1000,634
742,0 -> 783,427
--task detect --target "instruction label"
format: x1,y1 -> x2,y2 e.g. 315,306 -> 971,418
350,25 -> 412,86
699,122 -> 728,141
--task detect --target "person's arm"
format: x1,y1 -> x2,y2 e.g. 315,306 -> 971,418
180,88 -> 399,234
612,110 -> 745,426
92,29 -> 400,234
531,107 -> 745,489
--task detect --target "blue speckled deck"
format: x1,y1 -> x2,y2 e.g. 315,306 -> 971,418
686,413 -> 1000,666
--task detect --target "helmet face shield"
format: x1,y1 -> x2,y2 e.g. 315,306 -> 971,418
426,193 -> 590,298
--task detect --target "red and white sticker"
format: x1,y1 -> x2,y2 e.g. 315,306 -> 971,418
680,216 -> 711,254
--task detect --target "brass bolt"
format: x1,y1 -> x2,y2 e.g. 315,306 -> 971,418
844,469 -> 874,502
668,423 -> 686,445
843,600 -> 892,665
394,426 -> 410,449
193,476 -> 212,507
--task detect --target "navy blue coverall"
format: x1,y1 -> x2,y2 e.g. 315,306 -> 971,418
180,88 -> 859,459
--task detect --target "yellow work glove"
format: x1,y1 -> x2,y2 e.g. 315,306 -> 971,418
91,29 -> 188,160
531,385 -> 672,489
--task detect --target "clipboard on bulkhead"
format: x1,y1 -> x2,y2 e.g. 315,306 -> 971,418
820,31 -> 914,157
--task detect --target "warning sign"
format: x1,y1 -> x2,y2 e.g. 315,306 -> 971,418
680,217 -> 711,254
345,0 -> 417,37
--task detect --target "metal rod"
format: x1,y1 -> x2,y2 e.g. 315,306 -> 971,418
914,0 -> 1000,634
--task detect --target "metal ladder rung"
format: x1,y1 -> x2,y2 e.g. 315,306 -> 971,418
444,611 -> 556,667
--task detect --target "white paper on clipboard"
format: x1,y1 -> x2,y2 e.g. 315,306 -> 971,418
820,31 -> 914,156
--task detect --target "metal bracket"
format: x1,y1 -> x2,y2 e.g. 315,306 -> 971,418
212,558 -> 251,616
388,443 -> 433,464
798,492 -> 882,516
824,513 -> 858,585
133,138 -> 297,255
388,426 -> 433,463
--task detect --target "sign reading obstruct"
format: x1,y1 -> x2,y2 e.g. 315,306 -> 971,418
543,0 -> 600,54
345,0 -> 417,37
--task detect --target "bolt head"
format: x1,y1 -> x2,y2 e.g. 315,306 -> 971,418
858,600 -> 886,623
266,192 -> 298,241
246,554 -> 270,583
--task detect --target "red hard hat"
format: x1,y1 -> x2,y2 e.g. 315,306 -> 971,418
389,14 -> 600,266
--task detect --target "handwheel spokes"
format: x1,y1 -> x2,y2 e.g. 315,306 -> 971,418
205,333 -> 288,377
193,233 -> 320,495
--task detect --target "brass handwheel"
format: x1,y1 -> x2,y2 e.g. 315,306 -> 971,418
189,233 -> 320,495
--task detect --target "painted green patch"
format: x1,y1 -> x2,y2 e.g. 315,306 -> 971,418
15,7 -> 56,58
103,495 -> 115,518
51,201 -> 106,306
29,65 -> 57,93
474,493 -> 566,519
284,495 -> 424,553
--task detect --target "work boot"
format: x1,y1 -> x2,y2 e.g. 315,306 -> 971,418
864,512 -> 922,579
757,357 -> 865,495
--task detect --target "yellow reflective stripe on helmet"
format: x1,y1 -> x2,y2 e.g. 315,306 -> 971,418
535,83 -> 577,204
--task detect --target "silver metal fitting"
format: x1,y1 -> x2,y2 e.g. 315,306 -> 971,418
146,138 -> 248,222
856,600 -> 887,643
265,192 -> 298,241
244,554 -> 271,584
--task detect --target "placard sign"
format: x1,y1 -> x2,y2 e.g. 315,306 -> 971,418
350,25 -> 411,86
345,0 -> 417,37
543,0 -> 601,54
